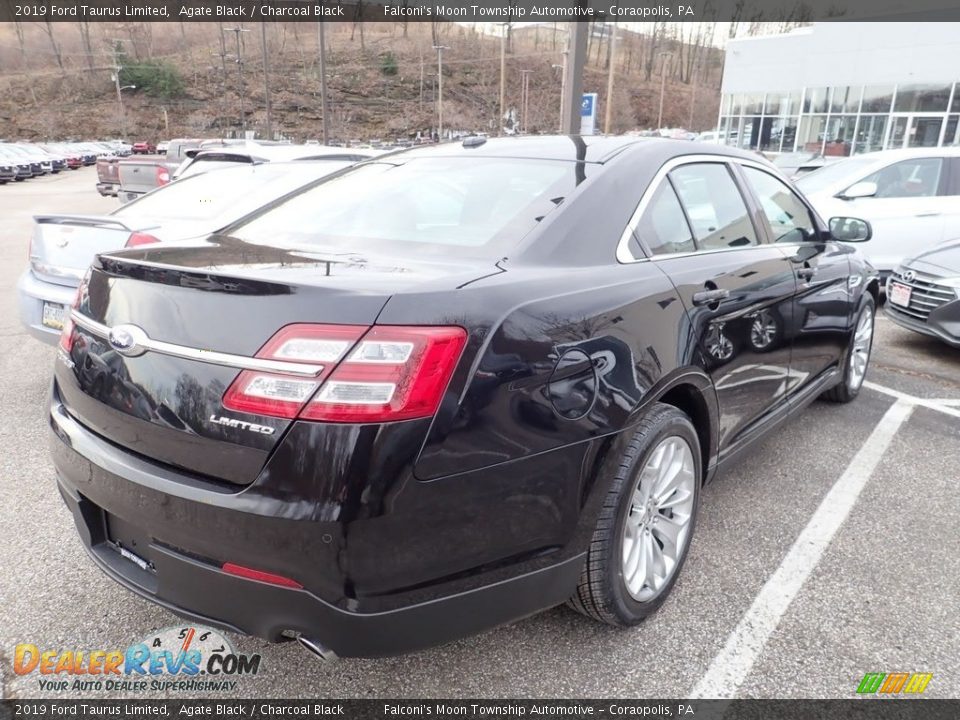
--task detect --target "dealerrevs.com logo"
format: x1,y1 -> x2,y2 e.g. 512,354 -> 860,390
13,625 -> 261,693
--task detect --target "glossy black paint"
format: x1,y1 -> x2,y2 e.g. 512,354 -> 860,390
50,136 -> 879,656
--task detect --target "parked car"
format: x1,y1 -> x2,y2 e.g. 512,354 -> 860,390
1,144 -> 44,176
114,138 -> 222,204
173,143 -> 374,180
95,155 -> 121,197
18,159 -> 356,343
885,238 -> 960,348
0,146 -> 33,180
17,143 -> 65,173
156,141 -> 170,155
0,159 -> 16,183
49,137 -> 878,658
41,144 -> 83,169
796,147 -> 960,278
131,141 -> 156,155
772,151 -> 841,180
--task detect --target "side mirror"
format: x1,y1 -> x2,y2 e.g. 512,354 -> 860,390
828,216 -> 872,242
839,181 -> 877,200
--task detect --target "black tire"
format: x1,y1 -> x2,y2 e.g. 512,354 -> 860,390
821,294 -> 875,404
568,402 -> 702,626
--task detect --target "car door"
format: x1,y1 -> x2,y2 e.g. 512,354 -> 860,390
840,156 -> 948,273
634,159 -> 798,456
737,164 -> 853,397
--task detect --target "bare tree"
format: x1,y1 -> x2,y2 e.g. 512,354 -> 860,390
78,21 -> 95,73
38,21 -> 64,72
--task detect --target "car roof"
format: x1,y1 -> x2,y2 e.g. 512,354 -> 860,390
372,134 -> 778,166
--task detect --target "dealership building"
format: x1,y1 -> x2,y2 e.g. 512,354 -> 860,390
718,22 -> 960,156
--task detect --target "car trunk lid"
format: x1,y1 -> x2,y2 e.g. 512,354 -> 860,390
54,240 -> 485,485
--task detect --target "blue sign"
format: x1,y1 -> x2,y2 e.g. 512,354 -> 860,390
580,93 -> 598,135
581,94 -> 595,117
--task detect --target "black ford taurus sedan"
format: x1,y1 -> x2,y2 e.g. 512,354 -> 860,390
50,136 -> 878,658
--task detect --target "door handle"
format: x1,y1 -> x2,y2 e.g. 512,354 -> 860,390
796,266 -> 818,280
915,212 -> 941,218
692,288 -> 730,306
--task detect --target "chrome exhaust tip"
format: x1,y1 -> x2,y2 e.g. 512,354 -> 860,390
297,635 -> 338,662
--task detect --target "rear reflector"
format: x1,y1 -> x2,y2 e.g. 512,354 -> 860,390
221,562 -> 303,589
156,166 -> 170,186
220,324 -> 467,423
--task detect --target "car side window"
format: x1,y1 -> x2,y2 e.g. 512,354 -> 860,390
741,166 -> 817,243
858,158 -> 943,198
635,180 -> 696,256
670,163 -> 759,251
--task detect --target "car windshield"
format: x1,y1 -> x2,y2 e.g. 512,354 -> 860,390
795,157 -> 876,194
178,157 -> 255,179
112,161 -> 352,223
229,157 -> 575,258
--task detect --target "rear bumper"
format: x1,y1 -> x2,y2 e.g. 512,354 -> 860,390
17,269 -> 76,344
49,392 -> 588,657
96,182 -> 120,197
885,300 -> 960,349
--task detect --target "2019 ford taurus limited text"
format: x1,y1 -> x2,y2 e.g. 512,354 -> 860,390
49,137 -> 879,658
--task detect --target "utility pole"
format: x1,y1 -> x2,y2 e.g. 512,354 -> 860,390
603,23 -> 617,134
560,19 -> 588,134
520,69 -> 533,134
688,57 -> 700,131
260,23 -> 272,140
657,51 -> 672,130
112,46 -> 126,139
317,21 -> 329,144
433,45 -> 449,139
419,47 -> 424,112
499,24 -> 506,134
231,26 -> 250,136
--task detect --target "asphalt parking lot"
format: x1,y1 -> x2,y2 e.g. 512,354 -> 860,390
1,168 -> 957,700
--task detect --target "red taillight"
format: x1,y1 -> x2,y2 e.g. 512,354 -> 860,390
221,562 -> 302,589
220,324 -> 467,423
222,324 -> 368,419
300,326 -> 467,423
125,232 -> 161,248
58,316 -> 75,353
156,166 -> 170,186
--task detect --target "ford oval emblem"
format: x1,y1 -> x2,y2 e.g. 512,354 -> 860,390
108,324 -> 146,357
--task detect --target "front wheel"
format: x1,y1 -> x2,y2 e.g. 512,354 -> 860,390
822,294 -> 875,403
569,403 -> 701,626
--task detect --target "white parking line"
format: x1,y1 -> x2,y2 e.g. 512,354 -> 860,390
864,381 -> 960,420
689,398 -> 915,699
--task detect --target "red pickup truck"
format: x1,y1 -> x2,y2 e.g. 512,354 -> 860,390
131,141 -> 156,155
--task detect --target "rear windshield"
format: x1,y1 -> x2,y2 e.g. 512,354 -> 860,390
229,157 -> 575,257
113,162 -> 351,223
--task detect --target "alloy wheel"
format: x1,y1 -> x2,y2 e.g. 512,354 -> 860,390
621,436 -> 696,602
848,305 -> 874,391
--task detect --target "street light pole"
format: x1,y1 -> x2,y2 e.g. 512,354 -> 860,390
499,24 -> 506,135
317,21 -> 329,144
560,19 -> 588,134
657,51 -> 671,130
231,26 -> 250,136
260,22 -> 272,140
434,45 -> 449,139
603,23 -> 617,134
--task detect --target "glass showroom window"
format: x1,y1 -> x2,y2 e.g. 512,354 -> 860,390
825,115 -> 857,156
945,115 -> 959,146
894,84 -> 952,113
855,115 -> 888,153
803,87 -> 831,114
832,86 -> 862,114
861,85 -> 895,114
797,115 -> 827,154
